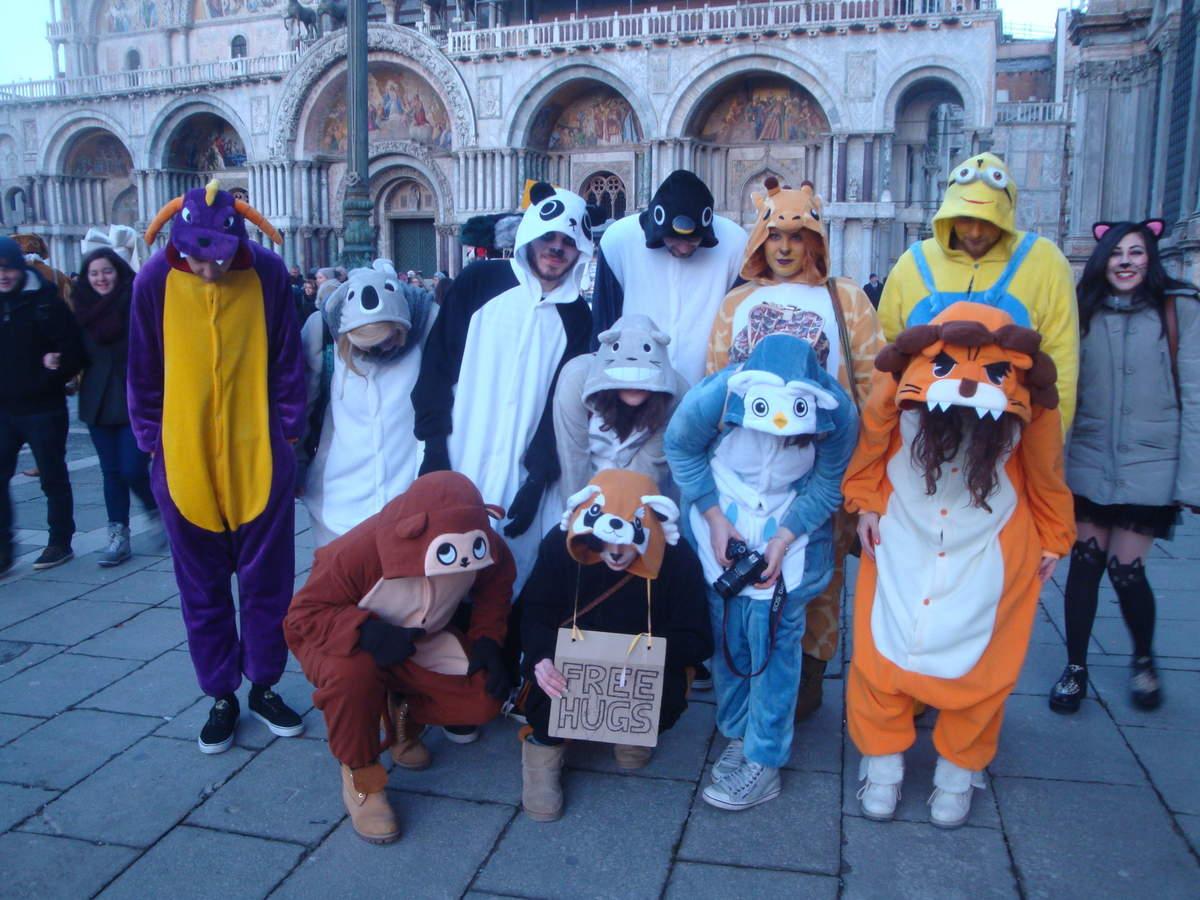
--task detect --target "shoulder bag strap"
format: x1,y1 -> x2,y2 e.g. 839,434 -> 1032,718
559,572 -> 636,627
1164,296 -> 1180,406
827,278 -> 862,410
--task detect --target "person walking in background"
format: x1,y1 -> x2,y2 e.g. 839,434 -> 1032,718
1049,220 -> 1200,714
73,246 -> 158,567
0,236 -> 85,574
863,273 -> 884,308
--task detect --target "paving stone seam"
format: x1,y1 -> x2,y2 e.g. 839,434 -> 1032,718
989,773 -> 1032,900
675,853 -> 847,881
0,646 -> 65,689
565,762 -> 703,787
459,805 -> 523,899
0,712 -> 48,748
180,820 -> 313,850
390,785 -> 518,810
656,701 -> 722,900
840,808 -> 1002,831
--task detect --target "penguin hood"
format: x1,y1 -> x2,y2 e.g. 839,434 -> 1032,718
740,177 -> 829,282
932,152 -> 1019,252
724,334 -> 846,438
513,181 -> 594,292
640,170 -> 718,249
585,314 -> 683,403
374,472 -> 506,580
560,469 -> 680,580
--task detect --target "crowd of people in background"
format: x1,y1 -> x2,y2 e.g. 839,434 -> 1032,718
0,152 -> 1193,847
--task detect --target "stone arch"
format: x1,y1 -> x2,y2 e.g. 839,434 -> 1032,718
737,167 -> 803,226
507,63 -> 656,147
878,61 -> 983,131
146,97 -> 254,170
664,48 -> 841,137
329,143 -> 455,228
39,110 -> 134,173
271,25 -> 476,156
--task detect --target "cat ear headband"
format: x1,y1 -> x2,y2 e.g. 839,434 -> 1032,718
1092,219 -> 1165,242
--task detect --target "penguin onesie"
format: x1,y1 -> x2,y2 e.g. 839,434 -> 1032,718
412,182 -> 594,591
591,170 -> 748,384
303,259 -> 436,547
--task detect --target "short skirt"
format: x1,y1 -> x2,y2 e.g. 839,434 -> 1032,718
1073,495 -> 1180,540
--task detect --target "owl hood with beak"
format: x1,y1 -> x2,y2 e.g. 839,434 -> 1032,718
560,469 -> 680,580
724,334 -> 847,438
144,178 -> 282,266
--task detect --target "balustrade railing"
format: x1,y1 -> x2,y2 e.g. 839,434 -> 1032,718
995,101 -> 1067,124
446,0 -> 998,55
0,51 -> 299,103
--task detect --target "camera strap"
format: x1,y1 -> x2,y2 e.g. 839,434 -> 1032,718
720,576 -> 788,679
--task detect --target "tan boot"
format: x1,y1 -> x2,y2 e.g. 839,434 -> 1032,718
521,738 -> 566,822
340,763 -> 401,844
613,744 -> 653,770
794,654 -> 827,723
386,693 -> 431,770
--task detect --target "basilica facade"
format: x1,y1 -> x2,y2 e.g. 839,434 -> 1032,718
0,0 -> 1195,284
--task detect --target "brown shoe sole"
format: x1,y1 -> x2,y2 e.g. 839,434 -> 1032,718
351,825 -> 402,844
523,804 -> 562,822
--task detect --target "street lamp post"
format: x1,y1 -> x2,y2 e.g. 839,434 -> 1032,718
341,0 -> 374,268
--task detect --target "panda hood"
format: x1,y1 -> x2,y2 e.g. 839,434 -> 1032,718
514,182 -> 594,298
724,334 -> 847,438
560,469 -> 680,580
640,170 -> 718,249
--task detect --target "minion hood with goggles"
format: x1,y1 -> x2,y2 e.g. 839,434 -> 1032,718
560,469 -> 680,580
641,170 -> 718,249
144,178 -> 281,265
932,152 -> 1018,252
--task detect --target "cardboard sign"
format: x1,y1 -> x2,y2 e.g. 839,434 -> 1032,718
548,628 -> 667,748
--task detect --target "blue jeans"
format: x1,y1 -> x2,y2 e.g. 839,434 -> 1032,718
88,424 -> 155,526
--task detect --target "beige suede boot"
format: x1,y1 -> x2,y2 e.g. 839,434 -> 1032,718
613,744 -> 653,770
386,693 -> 431,770
793,654 -> 827,723
521,739 -> 566,822
340,763 -> 401,844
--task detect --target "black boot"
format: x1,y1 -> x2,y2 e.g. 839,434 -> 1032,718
1049,664 -> 1088,714
1130,656 -> 1163,710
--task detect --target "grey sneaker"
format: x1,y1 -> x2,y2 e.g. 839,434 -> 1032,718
701,760 -> 781,811
710,738 -> 745,783
98,523 -> 132,568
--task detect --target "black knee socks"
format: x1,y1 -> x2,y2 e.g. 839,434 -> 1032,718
1107,557 -> 1156,660
1063,538 -> 1106,667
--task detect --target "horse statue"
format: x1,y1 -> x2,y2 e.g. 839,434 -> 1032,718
285,0 -> 320,40
318,0 -> 348,30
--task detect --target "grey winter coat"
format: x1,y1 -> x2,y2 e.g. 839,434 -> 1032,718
1066,292 -> 1200,508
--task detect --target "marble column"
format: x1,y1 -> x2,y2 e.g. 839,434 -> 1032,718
474,151 -> 483,212
300,162 -> 313,223
860,219 -> 875,281
828,218 -> 844,276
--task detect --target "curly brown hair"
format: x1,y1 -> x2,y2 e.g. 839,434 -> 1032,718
910,406 -> 1020,512
590,389 -> 673,441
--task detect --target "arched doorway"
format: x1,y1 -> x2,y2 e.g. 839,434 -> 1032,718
892,78 -> 966,221
163,112 -> 250,199
525,81 -> 642,208
684,74 -> 831,219
581,171 -> 627,224
380,176 -> 438,276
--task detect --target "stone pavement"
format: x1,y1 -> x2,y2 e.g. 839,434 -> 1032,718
0,422 -> 1197,898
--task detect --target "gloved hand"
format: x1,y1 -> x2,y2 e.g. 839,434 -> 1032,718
419,437 -> 451,476
503,477 -> 545,538
467,637 -> 513,700
358,619 -> 425,668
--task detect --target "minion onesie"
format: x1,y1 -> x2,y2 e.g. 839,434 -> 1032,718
843,303 -> 1074,828
128,181 -> 305,700
706,177 -> 884,713
877,152 -> 1079,428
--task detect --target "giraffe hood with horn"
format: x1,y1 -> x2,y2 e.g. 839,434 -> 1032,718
127,178 -> 306,703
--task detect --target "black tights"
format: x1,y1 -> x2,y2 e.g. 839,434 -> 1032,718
1063,537 -> 1156,666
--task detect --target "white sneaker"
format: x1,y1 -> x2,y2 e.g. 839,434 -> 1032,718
701,760 -> 781,811
710,738 -> 745,784
856,752 -> 904,821
928,755 -> 985,829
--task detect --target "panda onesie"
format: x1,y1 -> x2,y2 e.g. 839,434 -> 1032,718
591,170 -> 748,384
304,259 -> 436,547
412,183 -> 593,591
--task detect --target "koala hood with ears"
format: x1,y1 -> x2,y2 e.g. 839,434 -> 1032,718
584,313 -> 685,404
323,258 -> 433,361
560,469 -> 680,580
724,333 -> 848,438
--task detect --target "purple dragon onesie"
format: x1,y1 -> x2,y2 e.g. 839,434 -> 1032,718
128,181 -> 305,698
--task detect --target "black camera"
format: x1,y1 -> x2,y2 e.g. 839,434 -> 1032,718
713,538 -> 768,600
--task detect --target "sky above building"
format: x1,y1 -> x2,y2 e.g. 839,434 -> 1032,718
0,1 -> 1066,86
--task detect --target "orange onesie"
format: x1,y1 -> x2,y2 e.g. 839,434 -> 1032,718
843,303 -> 1075,771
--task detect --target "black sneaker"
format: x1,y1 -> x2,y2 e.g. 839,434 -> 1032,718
249,684 -> 305,737
1130,657 -> 1163,711
442,725 -> 479,744
199,694 -> 240,754
1049,664 -> 1088,714
32,545 -> 73,571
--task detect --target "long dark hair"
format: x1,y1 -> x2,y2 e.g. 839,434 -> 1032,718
1077,221 -> 1196,335
590,389 -> 673,442
910,406 -> 1020,512
75,248 -> 135,305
